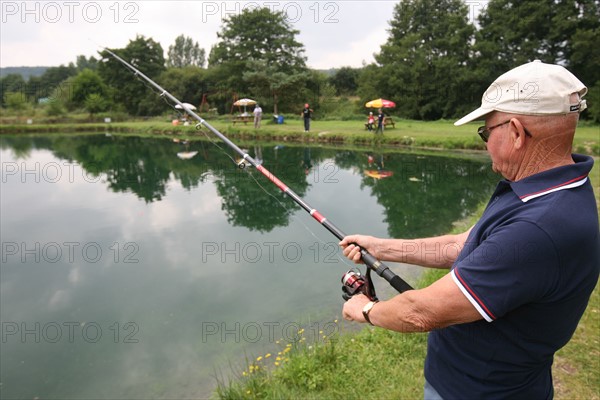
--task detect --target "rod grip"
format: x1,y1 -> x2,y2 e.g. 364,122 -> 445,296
360,249 -> 413,293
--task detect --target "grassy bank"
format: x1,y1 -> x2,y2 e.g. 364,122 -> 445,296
214,161 -> 600,400
1,117 -> 599,155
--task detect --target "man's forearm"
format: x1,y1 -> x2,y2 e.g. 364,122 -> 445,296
380,229 -> 471,268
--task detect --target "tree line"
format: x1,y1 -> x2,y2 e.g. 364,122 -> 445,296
1,0 -> 598,122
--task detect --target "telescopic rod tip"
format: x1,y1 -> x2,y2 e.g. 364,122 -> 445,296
87,38 -> 105,51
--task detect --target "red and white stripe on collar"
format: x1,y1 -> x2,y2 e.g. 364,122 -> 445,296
519,174 -> 589,203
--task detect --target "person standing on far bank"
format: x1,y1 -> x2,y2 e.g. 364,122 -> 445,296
302,103 -> 313,132
340,60 -> 599,399
253,104 -> 262,128
376,108 -> 385,134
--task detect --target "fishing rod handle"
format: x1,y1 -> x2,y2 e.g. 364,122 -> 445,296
320,218 -> 413,293
360,249 -> 413,293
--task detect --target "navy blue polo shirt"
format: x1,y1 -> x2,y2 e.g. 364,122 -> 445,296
425,154 -> 599,399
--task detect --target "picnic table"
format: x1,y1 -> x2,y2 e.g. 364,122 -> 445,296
232,115 -> 252,125
365,116 -> 395,129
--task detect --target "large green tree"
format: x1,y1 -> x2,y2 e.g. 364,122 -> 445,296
208,7 -> 308,110
329,67 -> 359,96
370,0 -> 475,120
75,55 -> 99,71
474,0 -> 600,119
157,66 -> 209,109
69,69 -> 110,110
243,60 -> 308,115
167,35 -> 206,68
98,35 -> 166,115
475,0 -> 598,78
0,73 -> 26,107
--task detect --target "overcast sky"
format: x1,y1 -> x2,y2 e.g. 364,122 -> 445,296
0,0 -> 412,69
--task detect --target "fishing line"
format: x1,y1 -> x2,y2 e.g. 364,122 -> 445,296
243,164 -> 357,270
99,44 -> 413,294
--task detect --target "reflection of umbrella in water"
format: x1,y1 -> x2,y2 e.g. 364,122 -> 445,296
365,98 -> 396,108
233,98 -> 257,114
177,151 -> 198,160
364,169 -> 394,179
174,137 -> 197,159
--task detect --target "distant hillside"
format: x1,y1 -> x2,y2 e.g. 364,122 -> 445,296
0,66 -> 49,79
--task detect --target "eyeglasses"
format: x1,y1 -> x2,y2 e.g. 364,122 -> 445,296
477,120 -> 533,143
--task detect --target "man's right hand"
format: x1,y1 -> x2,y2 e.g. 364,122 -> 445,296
339,235 -> 382,263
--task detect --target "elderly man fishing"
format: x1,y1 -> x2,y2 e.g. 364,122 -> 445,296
340,60 -> 599,399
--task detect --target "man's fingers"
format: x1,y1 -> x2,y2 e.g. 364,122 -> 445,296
340,237 -> 367,264
347,245 -> 363,264
339,235 -> 358,247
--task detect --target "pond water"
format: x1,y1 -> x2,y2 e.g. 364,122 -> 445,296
0,134 -> 498,399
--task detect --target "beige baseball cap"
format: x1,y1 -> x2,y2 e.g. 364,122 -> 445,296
454,60 -> 587,126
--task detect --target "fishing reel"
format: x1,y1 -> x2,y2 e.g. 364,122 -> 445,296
341,268 -> 377,301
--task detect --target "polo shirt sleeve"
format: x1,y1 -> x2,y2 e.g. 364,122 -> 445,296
451,220 -> 559,322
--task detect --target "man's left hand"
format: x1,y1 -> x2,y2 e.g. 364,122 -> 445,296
342,294 -> 372,323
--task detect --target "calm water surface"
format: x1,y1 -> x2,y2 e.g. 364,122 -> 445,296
0,134 -> 498,399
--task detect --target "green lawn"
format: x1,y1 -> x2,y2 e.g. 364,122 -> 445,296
2,116 -> 598,155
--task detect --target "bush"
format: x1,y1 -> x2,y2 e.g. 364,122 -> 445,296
45,98 -> 66,117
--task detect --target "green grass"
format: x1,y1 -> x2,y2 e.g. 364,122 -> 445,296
2,117 -> 598,155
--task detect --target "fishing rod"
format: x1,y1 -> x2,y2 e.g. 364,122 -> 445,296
101,46 -> 413,296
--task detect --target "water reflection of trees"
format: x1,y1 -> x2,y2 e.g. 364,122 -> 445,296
334,151 -> 497,238
1,136 -> 316,232
212,146 -> 311,232
1,136 -> 497,236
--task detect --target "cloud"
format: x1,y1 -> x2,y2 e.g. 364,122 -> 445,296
305,23 -> 388,69
0,1 -> 398,68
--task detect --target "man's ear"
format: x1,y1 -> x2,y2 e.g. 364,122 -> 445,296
509,118 -> 527,149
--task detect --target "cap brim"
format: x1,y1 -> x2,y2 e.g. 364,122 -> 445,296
454,107 -> 494,126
